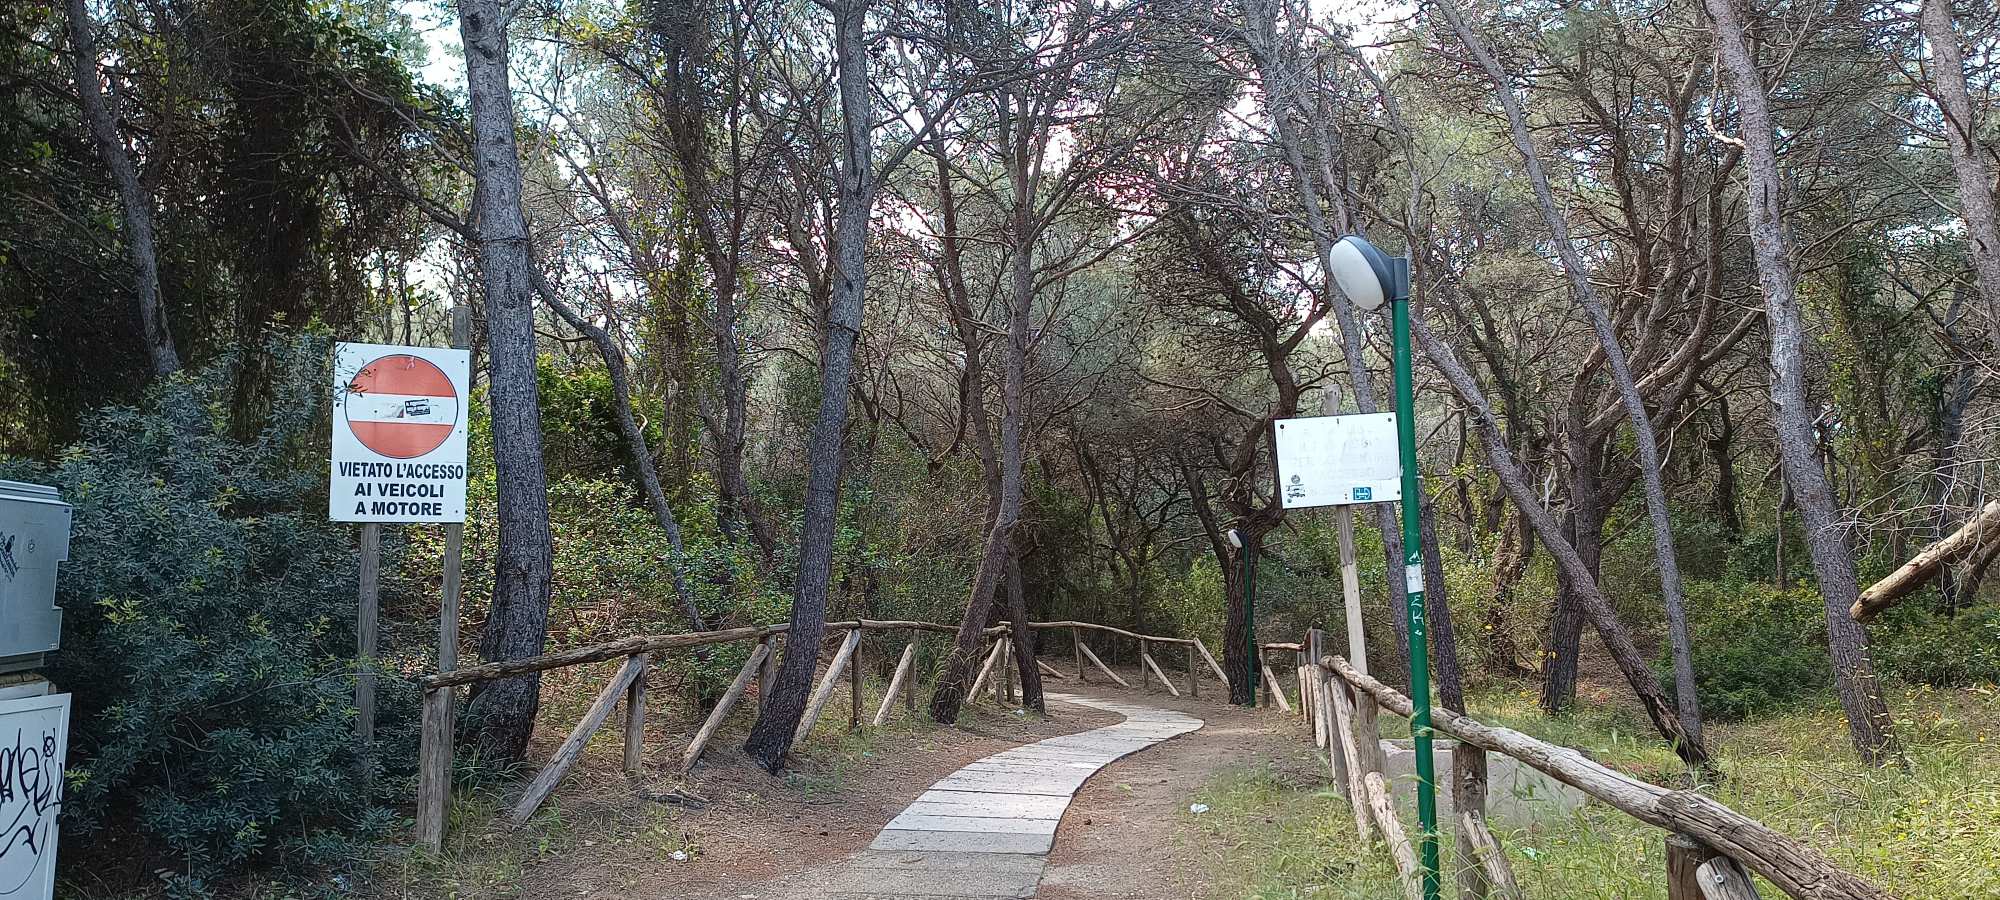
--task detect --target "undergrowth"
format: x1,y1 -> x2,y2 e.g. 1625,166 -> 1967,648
1188,683 -> 2000,898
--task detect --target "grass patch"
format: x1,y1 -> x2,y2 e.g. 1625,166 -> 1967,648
1197,684 -> 2000,898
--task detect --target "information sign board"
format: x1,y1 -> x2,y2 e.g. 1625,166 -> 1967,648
1272,414 -> 1401,509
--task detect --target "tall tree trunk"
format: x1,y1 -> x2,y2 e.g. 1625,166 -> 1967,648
1486,507 -> 1536,678
1432,0 -> 1703,746
1240,0 -> 1412,682
1704,0 -> 1901,766
63,0 -> 179,378
1006,546 -> 1044,713
458,0 -> 556,765
931,90 -> 1035,723
743,0 -> 872,771
1920,0 -> 2000,331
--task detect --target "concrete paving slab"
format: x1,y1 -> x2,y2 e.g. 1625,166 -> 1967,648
820,865 -> 1041,897
809,693 -> 1204,899
905,791 -> 1071,819
870,829 -> 1055,855
844,850 -> 1048,874
883,813 -> 1059,835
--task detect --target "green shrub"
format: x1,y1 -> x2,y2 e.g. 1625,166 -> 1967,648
1678,579 -> 1831,720
3,336 -> 410,893
1872,603 -> 2000,687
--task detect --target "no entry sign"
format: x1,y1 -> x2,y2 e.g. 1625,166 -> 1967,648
330,342 -> 469,522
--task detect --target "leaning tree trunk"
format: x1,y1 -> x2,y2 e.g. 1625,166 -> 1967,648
1006,546 -> 1044,713
458,0 -> 556,765
742,0 -> 872,772
1920,0 -> 2000,332
1431,0 -> 1703,746
63,0 -> 179,378
534,274 -> 706,632
1704,0 -> 1901,767
1414,315 -> 1710,770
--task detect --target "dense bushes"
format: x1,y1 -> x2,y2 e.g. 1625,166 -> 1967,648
2,337 -> 410,894
1680,580 -> 1832,720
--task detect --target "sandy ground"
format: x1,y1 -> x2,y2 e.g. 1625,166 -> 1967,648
1038,686 -> 1312,900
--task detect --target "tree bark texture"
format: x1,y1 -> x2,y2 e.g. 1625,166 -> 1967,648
743,0 -> 872,771
63,0 -> 180,378
1919,0 -> 2000,332
1703,0 -> 1901,766
458,0 -> 557,765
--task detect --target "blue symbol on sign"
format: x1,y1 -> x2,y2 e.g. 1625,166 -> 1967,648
1353,487 -> 1373,502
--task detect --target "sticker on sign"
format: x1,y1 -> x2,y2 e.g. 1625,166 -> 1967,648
330,343 -> 469,523
1272,414 -> 1401,509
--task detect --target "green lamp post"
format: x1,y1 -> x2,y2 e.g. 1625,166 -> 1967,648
1327,233 -> 1437,900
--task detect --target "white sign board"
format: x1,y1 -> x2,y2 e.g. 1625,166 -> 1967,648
0,692 -> 68,899
330,343 -> 470,523
1272,414 -> 1401,508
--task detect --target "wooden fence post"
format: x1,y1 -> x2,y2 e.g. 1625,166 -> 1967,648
507,653 -> 646,827
414,686 -> 451,852
1194,638 -> 1229,687
1073,627 -> 1085,681
623,652 -> 649,775
1187,643 -> 1198,698
1140,647 -> 1180,698
874,641 -> 918,726
356,522 -> 380,754
1001,636 -> 1016,705
1139,638 -> 1150,688
795,629 -> 860,743
758,634 -> 779,710
1669,833 -> 1760,900
1075,640 -> 1129,687
683,643 -> 768,773
905,638 -> 918,714
849,632 -> 864,730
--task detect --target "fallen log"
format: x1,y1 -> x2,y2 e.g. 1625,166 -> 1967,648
1854,500 -> 2000,621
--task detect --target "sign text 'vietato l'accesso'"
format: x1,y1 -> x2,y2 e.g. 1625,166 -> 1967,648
330,342 -> 469,523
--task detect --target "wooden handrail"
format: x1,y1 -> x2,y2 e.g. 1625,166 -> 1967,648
421,618 -> 1202,690
1319,653 -> 1892,900
420,619 -> 1007,690
1026,620 -> 1194,645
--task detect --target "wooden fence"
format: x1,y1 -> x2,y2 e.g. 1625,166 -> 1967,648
1266,627 -> 1894,900
413,617 -> 1223,852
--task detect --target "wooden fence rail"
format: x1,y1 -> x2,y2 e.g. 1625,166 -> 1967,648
1302,645 -> 1893,900
412,616 -> 1222,852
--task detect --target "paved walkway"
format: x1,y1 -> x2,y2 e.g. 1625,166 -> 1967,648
813,692 -> 1204,900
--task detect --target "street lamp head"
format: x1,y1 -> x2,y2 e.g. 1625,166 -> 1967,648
1225,528 -> 1243,550
1329,234 -> 1398,312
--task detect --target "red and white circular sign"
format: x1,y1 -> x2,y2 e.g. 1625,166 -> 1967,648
342,353 -> 460,459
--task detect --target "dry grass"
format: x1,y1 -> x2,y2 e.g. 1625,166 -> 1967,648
1183,683 -> 2000,898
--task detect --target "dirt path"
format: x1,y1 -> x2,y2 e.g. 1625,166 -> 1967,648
385,671 -> 1305,900
1038,689 -> 1309,900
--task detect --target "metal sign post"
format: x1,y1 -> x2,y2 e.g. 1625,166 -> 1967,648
1385,255 -> 1441,900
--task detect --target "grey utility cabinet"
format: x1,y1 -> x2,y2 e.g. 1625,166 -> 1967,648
0,480 -> 67,674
